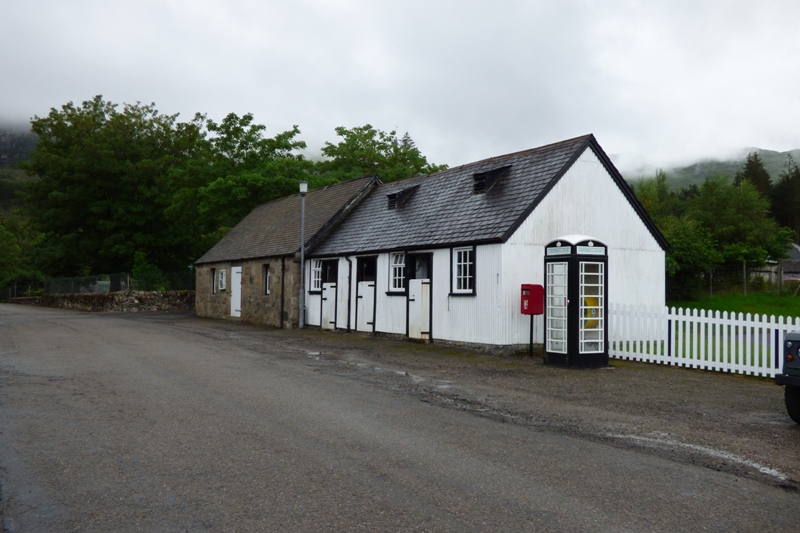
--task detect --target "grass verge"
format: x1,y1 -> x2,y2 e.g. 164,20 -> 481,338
668,291 -> 800,319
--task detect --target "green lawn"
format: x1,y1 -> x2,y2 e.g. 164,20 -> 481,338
668,291 -> 800,320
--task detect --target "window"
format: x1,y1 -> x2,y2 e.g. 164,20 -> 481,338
211,268 -> 217,294
473,165 -> 511,194
263,264 -> 270,296
387,185 -> 419,210
357,257 -> 377,283
322,260 -> 338,285
311,259 -> 338,292
452,247 -> 475,294
218,269 -> 227,291
473,174 -> 487,194
311,260 -> 322,291
389,252 -> 405,291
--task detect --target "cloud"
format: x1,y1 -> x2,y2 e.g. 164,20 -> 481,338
2,0 -> 799,175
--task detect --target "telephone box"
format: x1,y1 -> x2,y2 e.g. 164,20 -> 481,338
520,284 -> 544,315
544,235 -> 608,367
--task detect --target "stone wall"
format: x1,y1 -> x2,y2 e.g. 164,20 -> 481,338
10,290 -> 195,312
195,257 -> 300,329
195,262 -> 231,319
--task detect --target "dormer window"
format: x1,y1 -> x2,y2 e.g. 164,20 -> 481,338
473,174 -> 487,194
473,165 -> 511,194
387,185 -> 420,210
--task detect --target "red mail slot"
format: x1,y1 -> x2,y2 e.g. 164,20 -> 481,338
521,284 -> 544,315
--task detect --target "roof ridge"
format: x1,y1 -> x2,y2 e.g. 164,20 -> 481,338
427,134 -> 595,177
246,174 -> 376,211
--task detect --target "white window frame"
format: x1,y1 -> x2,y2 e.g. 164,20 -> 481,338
389,252 -> 405,291
263,264 -> 270,296
311,260 -> 322,291
218,269 -> 227,291
452,246 -> 475,294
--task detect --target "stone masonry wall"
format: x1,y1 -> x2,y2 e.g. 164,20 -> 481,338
11,291 -> 195,312
195,257 -> 300,329
195,262 -> 231,319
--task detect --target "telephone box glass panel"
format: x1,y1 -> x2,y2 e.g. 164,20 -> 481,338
546,262 -> 568,353
579,262 -> 604,353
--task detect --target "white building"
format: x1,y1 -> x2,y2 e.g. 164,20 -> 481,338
304,134 -> 668,348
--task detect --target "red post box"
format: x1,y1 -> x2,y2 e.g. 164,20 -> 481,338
521,284 -> 544,315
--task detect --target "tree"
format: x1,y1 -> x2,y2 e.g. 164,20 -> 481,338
21,96 -> 206,276
659,216 -> 720,300
633,169 -> 677,220
771,156 -> 800,242
733,152 -> 773,201
195,114 -> 315,228
635,171 -> 792,299
318,125 -> 447,183
634,171 -> 718,299
685,176 -> 792,269
0,223 -> 21,286
0,213 -> 42,288
131,251 -> 166,291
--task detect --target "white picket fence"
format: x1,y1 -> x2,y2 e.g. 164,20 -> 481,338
608,303 -> 800,377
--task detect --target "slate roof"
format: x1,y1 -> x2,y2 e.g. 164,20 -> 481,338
310,134 -> 668,257
195,175 -> 378,264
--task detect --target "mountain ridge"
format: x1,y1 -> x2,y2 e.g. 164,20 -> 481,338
626,147 -> 800,188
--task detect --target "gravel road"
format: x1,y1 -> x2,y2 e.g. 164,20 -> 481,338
1,303 -> 798,532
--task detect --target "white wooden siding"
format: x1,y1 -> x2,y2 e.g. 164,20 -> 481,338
498,242 -> 547,344
430,244 -> 510,345
375,254 -> 407,334
505,148 -> 665,310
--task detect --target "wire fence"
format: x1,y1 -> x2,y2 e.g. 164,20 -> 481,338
702,263 -> 794,296
2,282 -> 43,300
2,270 -> 195,301
44,273 -> 131,295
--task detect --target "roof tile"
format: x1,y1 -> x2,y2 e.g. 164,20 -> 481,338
311,135 -> 595,256
195,176 -> 377,263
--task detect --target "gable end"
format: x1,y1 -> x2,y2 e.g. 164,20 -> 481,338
499,136 -> 594,242
586,142 -> 669,251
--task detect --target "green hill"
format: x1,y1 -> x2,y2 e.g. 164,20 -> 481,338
0,126 -> 37,169
631,148 -> 800,189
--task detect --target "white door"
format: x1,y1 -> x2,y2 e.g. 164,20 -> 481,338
408,279 -> 430,340
356,281 -> 375,331
230,266 -> 242,318
321,282 -> 337,330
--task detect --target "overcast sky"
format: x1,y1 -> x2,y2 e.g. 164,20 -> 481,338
3,0 -> 799,175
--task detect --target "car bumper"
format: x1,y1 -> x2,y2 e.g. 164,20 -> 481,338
775,373 -> 800,386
